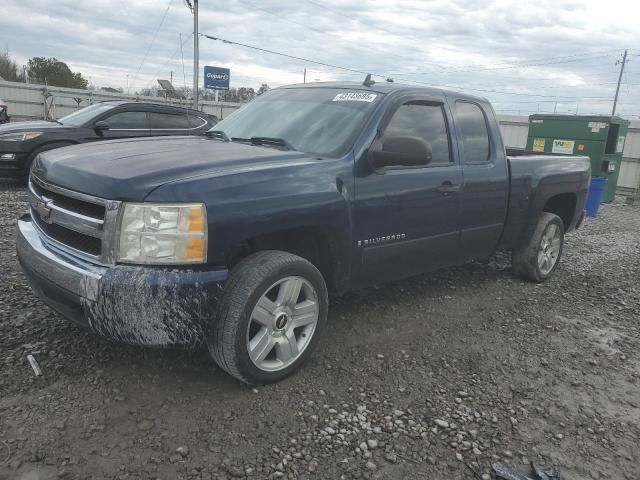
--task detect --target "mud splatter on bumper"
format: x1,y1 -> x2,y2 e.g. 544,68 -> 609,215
17,215 -> 227,349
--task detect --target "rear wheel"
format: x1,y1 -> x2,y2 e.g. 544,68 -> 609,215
208,251 -> 328,384
513,213 -> 564,283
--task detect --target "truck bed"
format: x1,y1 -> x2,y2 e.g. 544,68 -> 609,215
497,150 -> 591,251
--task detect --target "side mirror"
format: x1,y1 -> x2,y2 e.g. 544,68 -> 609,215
94,121 -> 110,133
371,136 -> 432,168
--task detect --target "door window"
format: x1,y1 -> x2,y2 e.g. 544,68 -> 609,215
103,111 -> 147,129
383,103 -> 451,165
148,112 -> 191,129
456,102 -> 490,163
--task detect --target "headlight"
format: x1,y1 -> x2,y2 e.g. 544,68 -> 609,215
117,203 -> 207,265
0,132 -> 43,141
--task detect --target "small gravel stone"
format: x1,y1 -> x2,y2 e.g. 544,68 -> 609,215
138,420 -> 154,431
384,452 -> 398,463
176,446 -> 189,457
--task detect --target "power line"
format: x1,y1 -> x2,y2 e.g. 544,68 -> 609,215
201,32 -> 617,102
390,53 -> 619,77
180,32 -> 187,90
304,0 -> 623,73
141,33 -> 191,91
200,33 -> 388,79
131,0 -> 174,87
240,0 -> 427,73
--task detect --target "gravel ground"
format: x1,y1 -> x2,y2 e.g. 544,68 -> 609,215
1,180 -> 639,480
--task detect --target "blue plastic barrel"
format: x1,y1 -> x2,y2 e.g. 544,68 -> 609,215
585,177 -> 607,218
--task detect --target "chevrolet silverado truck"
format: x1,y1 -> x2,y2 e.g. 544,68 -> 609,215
17,81 -> 590,384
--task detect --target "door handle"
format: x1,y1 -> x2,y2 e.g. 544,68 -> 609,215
436,181 -> 460,194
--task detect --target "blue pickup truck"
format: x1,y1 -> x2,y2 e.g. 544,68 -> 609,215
17,81 -> 590,384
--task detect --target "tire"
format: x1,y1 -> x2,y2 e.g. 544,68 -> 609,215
22,142 -> 75,182
208,250 -> 328,384
513,212 -> 565,283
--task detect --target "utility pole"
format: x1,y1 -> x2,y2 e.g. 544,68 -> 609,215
612,49 -> 628,116
303,68 -> 306,84
190,0 -> 199,110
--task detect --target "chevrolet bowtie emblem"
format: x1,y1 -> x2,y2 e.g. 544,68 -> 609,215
35,197 -> 53,224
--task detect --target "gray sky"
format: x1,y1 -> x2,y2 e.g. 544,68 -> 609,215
2,0 -> 639,116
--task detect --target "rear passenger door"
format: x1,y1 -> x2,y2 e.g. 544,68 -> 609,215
147,111 -> 200,136
354,98 -> 463,284
451,99 -> 508,261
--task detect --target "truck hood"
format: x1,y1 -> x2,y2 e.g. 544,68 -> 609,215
0,120 -> 69,134
32,136 -> 319,200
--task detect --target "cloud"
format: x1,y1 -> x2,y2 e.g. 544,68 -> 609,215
1,0 -> 639,115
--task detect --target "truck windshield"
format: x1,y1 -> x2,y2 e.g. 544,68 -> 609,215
58,103 -> 117,127
211,88 -> 382,157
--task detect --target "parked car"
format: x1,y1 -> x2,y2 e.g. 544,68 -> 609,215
0,101 -> 217,180
17,81 -> 590,384
0,97 -> 9,124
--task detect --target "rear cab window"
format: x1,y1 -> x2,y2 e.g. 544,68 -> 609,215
455,101 -> 490,163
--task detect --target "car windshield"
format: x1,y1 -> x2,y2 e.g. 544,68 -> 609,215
211,87 -> 382,157
58,103 -> 118,127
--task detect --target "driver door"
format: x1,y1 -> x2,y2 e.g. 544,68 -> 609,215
353,98 -> 463,285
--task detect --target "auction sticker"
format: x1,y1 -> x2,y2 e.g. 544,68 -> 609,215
333,92 -> 377,102
552,139 -> 575,154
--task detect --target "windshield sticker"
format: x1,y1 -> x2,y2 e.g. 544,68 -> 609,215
333,92 -> 377,102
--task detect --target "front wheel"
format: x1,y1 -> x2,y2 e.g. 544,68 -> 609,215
208,251 -> 328,384
513,213 -> 565,283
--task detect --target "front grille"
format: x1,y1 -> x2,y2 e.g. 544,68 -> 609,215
28,174 -> 119,263
32,212 -> 102,256
30,179 -> 105,219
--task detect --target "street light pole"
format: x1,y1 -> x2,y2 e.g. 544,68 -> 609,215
192,0 -> 199,110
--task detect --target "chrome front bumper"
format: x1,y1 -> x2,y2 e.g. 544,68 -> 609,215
17,214 -> 228,349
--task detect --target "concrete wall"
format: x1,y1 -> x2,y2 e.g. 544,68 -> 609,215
497,115 -> 640,196
0,79 -> 242,122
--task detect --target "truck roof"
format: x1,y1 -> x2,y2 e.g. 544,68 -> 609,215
280,81 -> 489,104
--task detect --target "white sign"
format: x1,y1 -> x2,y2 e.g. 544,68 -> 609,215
552,139 -> 575,154
588,121 -> 608,133
333,92 -> 377,102
616,136 -> 626,153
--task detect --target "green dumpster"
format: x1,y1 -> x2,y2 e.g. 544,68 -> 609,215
526,114 -> 629,202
